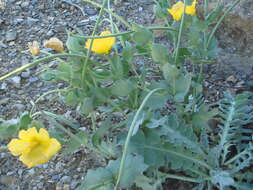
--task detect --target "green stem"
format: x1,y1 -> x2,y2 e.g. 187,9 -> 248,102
114,88 -> 163,190
34,111 -> 80,130
80,0 -> 131,28
44,112 -> 109,156
30,88 -> 69,116
0,53 -> 86,82
159,172 -> 201,183
174,0 -> 186,66
35,89 -> 68,104
81,0 -> 107,85
86,179 -> 114,190
204,0 -> 209,17
197,63 -> 204,83
206,0 -> 241,48
47,116 -> 84,145
108,0 -> 114,33
218,101 -> 235,164
91,112 -> 97,132
224,149 -> 247,165
70,26 -> 176,39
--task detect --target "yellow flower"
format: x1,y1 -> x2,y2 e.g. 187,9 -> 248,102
167,0 -> 197,21
44,37 -> 64,52
186,0 -> 197,16
28,41 -> 40,56
8,127 -> 61,168
167,1 -> 185,21
85,31 -> 116,54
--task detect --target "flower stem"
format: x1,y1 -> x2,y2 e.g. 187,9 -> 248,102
206,0 -> 241,48
70,26 -> 176,39
158,172 -> 201,183
81,0 -> 107,85
174,0 -> 186,66
0,53 -> 86,82
204,0 -> 209,17
80,0 -> 131,28
114,88 -> 163,190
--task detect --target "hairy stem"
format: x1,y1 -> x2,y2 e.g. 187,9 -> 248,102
114,88 -> 163,190
0,53 -> 86,81
174,0 -> 186,66
70,26 -> 176,39
206,0 -> 241,48
159,172 -> 201,183
81,0 -> 131,28
81,0 -> 107,85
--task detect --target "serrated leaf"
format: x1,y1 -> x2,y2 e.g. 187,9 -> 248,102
40,71 -> 57,81
19,112 -> 32,130
0,119 -> 19,139
92,119 -> 115,157
158,115 -> 204,154
162,64 -> 180,81
129,111 -> 145,136
65,90 -> 79,105
110,80 -> 135,97
79,97 -> 94,115
206,2 -> 224,25
132,24 -> 153,46
107,154 -> 148,189
135,175 -> 155,190
174,73 -> 191,102
233,182 -> 253,190
210,170 -> 234,188
146,116 -> 167,129
163,143 -> 204,170
122,42 -> 135,63
66,36 -> 84,53
151,43 -> 169,64
63,131 -> 88,155
78,167 -> 114,190
118,129 -> 166,167
192,104 -> 218,130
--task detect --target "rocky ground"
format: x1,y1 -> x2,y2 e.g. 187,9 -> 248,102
0,0 -> 252,190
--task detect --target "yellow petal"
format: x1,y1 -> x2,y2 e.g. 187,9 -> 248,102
28,41 -> 40,56
44,37 -> 64,52
8,127 -> 61,168
19,152 -> 49,168
186,0 -> 197,16
167,1 -> 185,21
168,9 -> 184,21
19,128 -> 40,140
8,139 -> 31,156
85,31 -> 115,54
38,128 -> 50,141
44,138 -> 61,158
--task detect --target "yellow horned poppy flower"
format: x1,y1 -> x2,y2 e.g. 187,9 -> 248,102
44,37 -> 64,52
186,0 -> 197,16
8,127 -> 61,168
28,41 -> 40,56
85,31 -> 116,54
167,1 -> 185,21
167,0 -> 197,21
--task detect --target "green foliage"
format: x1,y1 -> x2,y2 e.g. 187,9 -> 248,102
1,0 -> 251,189
151,43 -> 170,64
132,24 -> 153,46
78,155 -> 147,190
0,112 -> 32,139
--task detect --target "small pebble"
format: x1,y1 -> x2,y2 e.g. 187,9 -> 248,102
5,31 -> 17,42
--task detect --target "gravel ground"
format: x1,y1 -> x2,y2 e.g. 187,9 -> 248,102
0,0 -> 252,190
